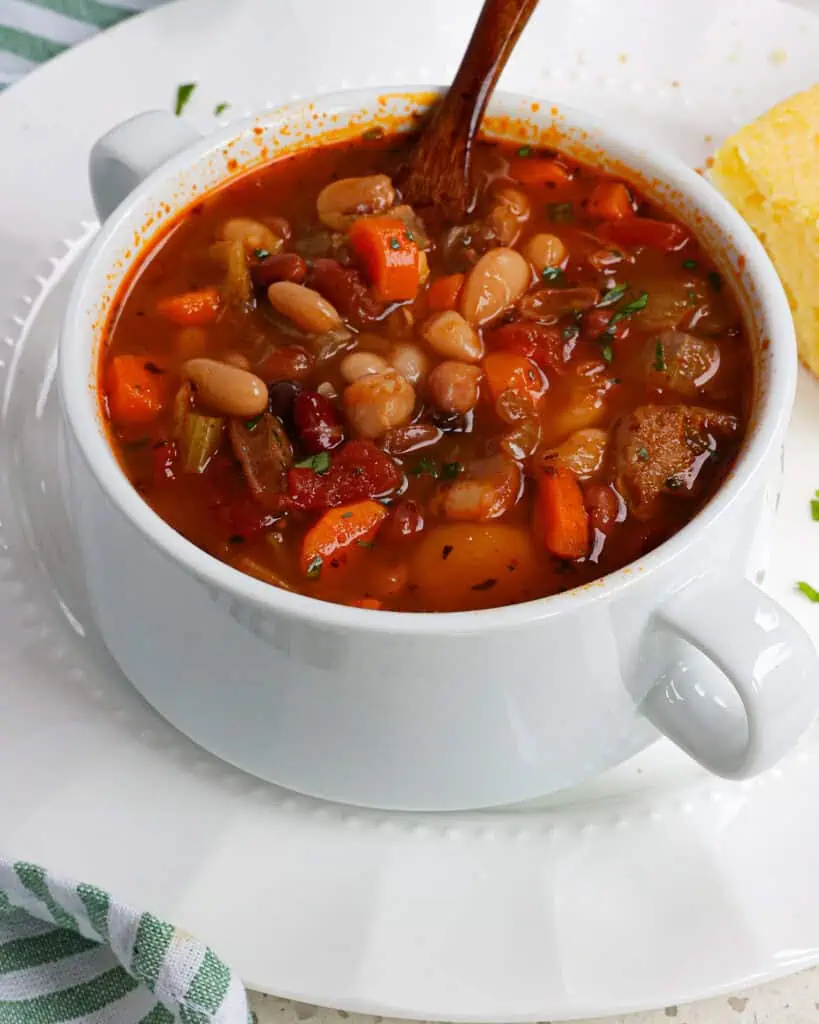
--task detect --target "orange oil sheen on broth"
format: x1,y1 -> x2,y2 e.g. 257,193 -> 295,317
100,132 -> 751,612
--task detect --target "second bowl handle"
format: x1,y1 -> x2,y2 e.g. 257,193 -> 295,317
641,568 -> 819,778
89,111 -> 202,222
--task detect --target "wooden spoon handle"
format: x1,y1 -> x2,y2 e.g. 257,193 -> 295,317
399,0 -> 540,217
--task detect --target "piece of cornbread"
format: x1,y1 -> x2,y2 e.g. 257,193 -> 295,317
711,83 -> 819,377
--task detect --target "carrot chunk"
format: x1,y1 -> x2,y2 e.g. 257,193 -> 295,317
348,216 -> 420,301
533,466 -> 590,560
508,158 -> 572,186
156,287 -> 222,325
482,351 -> 546,404
105,355 -> 165,426
426,273 -> 465,312
586,182 -> 634,221
300,500 -> 388,576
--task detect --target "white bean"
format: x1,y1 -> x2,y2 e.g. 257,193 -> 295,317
183,358 -> 268,418
460,247 -> 532,326
523,233 -> 568,275
219,217 -> 283,255
316,175 -> 395,230
340,351 -> 389,383
343,370 -> 415,439
389,342 -> 429,384
427,361 -> 482,414
422,311 -> 484,363
267,281 -> 343,334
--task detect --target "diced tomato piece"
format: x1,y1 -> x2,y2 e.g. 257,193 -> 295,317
348,217 -> 420,302
603,218 -> 690,252
488,322 -> 565,374
426,273 -> 465,312
288,441 -> 402,511
586,182 -> 634,221
105,355 -> 165,426
220,498 -> 283,539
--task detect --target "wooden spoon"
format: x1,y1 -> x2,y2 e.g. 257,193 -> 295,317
397,0 -> 541,221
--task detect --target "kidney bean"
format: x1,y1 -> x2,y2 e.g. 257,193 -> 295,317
259,345 -> 314,382
583,482 -> 620,533
307,258 -> 383,324
251,253 -> 308,288
381,422 -> 441,455
292,391 -> 345,453
384,499 -> 425,543
267,380 -> 303,425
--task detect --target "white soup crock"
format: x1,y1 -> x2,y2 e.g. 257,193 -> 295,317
59,88 -> 819,811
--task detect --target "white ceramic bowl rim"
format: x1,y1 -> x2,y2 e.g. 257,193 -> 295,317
60,87 -> 796,637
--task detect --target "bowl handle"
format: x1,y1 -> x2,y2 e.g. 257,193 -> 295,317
641,568 -> 819,777
89,111 -> 202,222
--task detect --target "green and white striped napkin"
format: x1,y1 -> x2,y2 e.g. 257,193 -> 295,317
0,0 -> 160,89
0,860 -> 251,1022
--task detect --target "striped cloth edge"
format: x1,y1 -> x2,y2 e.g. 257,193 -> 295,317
0,860 -> 252,1023
0,0 -> 160,89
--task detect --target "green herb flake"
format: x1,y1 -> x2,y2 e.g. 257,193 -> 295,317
517,145 -> 532,158
214,102 -> 230,116
637,446 -> 649,462
404,230 -> 415,243
254,248 -> 270,260
410,457 -> 438,478
687,290 -> 697,306
441,461 -> 462,480
174,82 -> 196,116
653,340 -> 666,372
305,555 -> 323,579
797,580 -> 819,603
682,259 -> 698,270
295,451 -> 331,475
341,511 -> 353,519
600,342 -> 614,365
542,265 -> 563,283
708,271 -> 723,292
245,415 -> 262,431
363,126 -> 385,141
811,497 -> 819,522
597,282 -> 629,308
608,291 -> 649,330
389,237 -> 401,250
357,540 -> 375,549
547,202 -> 574,223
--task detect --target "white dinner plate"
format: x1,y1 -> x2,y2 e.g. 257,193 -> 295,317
2,0 -> 819,1018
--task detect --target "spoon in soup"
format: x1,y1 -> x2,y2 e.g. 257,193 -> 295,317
397,0 -> 540,221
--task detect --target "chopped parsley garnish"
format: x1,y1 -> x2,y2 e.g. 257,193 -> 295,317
637,446 -> 649,462
389,237 -> 401,250
687,290 -> 697,306
363,126 -> 385,140
563,323 -> 581,343
341,511 -> 353,519
542,266 -> 563,282
682,259 -> 698,270
797,581 -> 819,603
174,82 -> 196,116
441,461 -> 462,480
600,342 -> 614,365
254,248 -> 270,260
708,271 -> 723,292
607,291 -> 649,330
653,340 -> 666,372
244,415 -> 262,431
410,457 -> 438,478
547,202 -> 574,223
357,540 -> 375,549
305,555 -> 323,579
597,282 -> 629,308
295,451 -> 331,474
517,145 -> 532,157
811,490 -> 819,521
471,578 -> 497,591
442,544 -> 454,560
404,230 -> 415,242
214,102 -> 230,116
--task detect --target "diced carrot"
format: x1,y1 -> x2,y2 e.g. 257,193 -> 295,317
426,273 -> 465,312
586,182 -> 634,221
156,287 -> 222,325
482,351 -> 546,405
508,158 -> 572,186
348,216 -> 419,302
351,597 -> 384,610
105,355 -> 165,426
300,500 -> 388,576
533,466 -> 590,560
603,218 -> 690,252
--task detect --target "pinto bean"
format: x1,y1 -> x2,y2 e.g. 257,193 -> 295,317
267,281 -> 343,334
183,358 -> 268,418
460,247 -> 531,326
343,370 -> 416,439
218,217 -> 283,255
316,175 -> 395,230
251,253 -> 308,288
523,233 -> 568,275
427,361 -> 482,414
